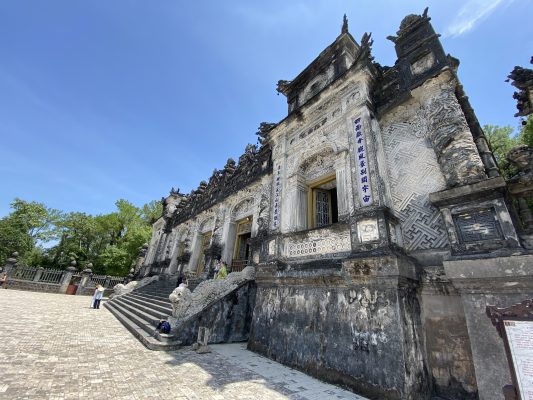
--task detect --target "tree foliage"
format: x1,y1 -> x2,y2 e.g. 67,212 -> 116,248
519,115 -> 533,148
0,199 -> 61,265
483,117 -> 532,179
0,198 -> 159,276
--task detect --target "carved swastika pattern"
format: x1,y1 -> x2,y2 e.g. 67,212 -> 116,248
382,121 -> 449,251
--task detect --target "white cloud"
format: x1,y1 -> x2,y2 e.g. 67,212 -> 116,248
444,0 -> 513,37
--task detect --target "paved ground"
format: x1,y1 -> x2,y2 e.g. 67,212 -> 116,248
0,289 -> 367,400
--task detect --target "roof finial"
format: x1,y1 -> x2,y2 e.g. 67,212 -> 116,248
342,14 -> 348,34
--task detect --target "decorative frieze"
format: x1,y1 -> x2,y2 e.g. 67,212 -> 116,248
283,229 -> 351,258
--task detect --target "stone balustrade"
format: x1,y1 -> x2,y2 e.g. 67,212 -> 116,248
1,252 -> 126,295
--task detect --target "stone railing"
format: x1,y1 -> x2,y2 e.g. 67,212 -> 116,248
11,266 -> 64,284
112,275 -> 159,297
1,252 -> 126,295
3,257 -> 77,294
90,274 -> 126,288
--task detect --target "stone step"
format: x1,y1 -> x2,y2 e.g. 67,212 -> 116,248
112,297 -> 162,328
138,291 -> 175,298
135,288 -> 174,297
103,302 -> 180,351
138,284 -> 176,289
118,296 -> 172,321
129,293 -> 172,307
120,294 -> 173,316
108,301 -> 176,344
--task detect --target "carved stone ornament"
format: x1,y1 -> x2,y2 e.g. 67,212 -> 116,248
507,59 -> 533,117
169,266 -> 255,320
507,145 -> 533,181
113,275 -> 159,297
387,7 -> 429,43
256,122 -> 278,145
276,80 -> 292,96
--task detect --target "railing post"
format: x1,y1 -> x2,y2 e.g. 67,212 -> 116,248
59,266 -> 77,294
76,262 -> 93,295
4,252 -> 18,276
33,267 -> 44,282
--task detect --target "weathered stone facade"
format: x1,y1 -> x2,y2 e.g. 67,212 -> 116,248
139,10 -> 533,400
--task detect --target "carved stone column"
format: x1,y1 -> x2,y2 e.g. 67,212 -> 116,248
187,229 -> 201,273
335,152 -> 350,218
285,174 -> 307,232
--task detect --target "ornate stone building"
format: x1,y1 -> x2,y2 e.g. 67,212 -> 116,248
137,10 -> 533,400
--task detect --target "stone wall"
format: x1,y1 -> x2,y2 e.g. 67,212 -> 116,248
5,279 -> 62,294
173,281 -> 256,346
443,255 -> 533,400
143,177 -> 271,277
419,276 -> 478,399
250,254 -> 430,400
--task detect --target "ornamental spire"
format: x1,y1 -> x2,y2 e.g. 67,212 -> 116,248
341,14 -> 348,34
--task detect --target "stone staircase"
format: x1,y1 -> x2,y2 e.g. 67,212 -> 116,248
105,270 -> 255,351
104,277 -> 182,351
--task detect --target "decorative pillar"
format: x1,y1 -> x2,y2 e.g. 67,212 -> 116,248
4,252 -> 18,275
335,152 -> 349,218
187,229 -> 201,273
285,174 -> 307,232
221,214 -> 236,265
33,267 -> 44,282
76,262 -> 92,295
59,266 -> 77,294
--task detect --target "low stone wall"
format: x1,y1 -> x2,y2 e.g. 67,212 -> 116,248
5,279 -> 61,294
173,281 -> 256,346
78,286 -> 114,297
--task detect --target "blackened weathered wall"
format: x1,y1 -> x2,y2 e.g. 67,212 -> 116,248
420,285 -> 478,399
174,282 -> 256,346
248,257 -> 430,400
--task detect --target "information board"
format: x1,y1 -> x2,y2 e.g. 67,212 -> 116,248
505,320 -> 533,400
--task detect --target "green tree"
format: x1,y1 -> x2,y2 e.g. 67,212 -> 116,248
142,200 -> 163,225
51,212 -> 98,268
483,125 -> 520,179
98,245 -> 131,276
519,115 -> 533,147
0,217 -> 32,264
0,198 -> 158,275
0,199 -> 60,265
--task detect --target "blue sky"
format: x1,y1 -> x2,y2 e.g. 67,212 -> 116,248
1,0 -> 532,218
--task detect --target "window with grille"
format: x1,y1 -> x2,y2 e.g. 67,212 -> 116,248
308,176 -> 338,229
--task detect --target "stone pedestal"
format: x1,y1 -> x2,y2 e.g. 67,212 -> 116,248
444,255 -> 533,400
249,252 -> 429,400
